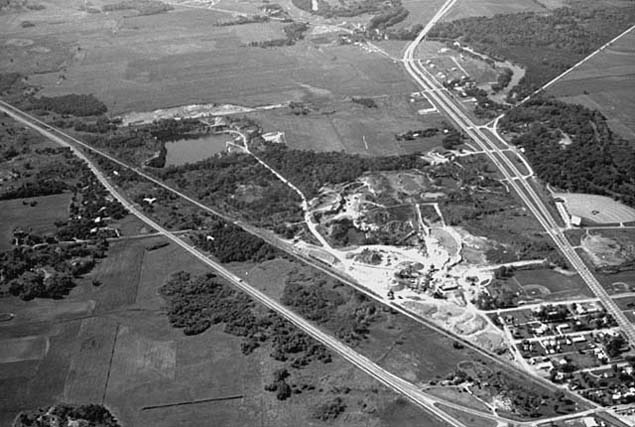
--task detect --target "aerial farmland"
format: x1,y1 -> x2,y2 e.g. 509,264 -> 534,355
1,0 -> 635,426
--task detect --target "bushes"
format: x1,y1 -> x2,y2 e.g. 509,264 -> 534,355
28,94 -> 107,116
0,180 -> 67,200
159,272 -> 332,364
312,397 -> 346,421
193,220 -> 279,263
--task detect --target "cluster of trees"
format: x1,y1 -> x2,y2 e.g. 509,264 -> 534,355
292,0 -> 400,18
265,368 -> 292,400
25,94 -> 107,116
102,0 -> 173,15
449,365 -> 576,418
386,24 -> 423,40
442,128 -> 464,149
56,168 -> 128,241
160,151 -> 304,229
192,219 -> 279,263
159,271 -> 332,367
312,397 -> 346,421
492,68 -> 513,93
14,403 -> 121,427
429,7 -> 635,100
475,285 -> 518,310
462,86 -> 508,118
281,269 -> 380,344
0,179 -> 67,200
1,238 -> 107,300
351,97 -> 378,108
248,22 -> 309,47
500,99 -> 635,207
366,6 -> 409,33
258,145 -> 428,199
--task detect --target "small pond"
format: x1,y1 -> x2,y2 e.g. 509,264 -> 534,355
164,134 -> 230,166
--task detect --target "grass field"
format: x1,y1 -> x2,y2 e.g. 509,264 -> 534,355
1,2 -> 418,115
1,237 -> 446,426
549,29 -> 635,140
232,258 -> 483,385
247,95 -> 448,156
0,193 -> 72,251
511,268 -> 594,301
441,0 -> 546,21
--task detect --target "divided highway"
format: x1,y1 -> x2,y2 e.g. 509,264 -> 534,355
402,21 -> 635,348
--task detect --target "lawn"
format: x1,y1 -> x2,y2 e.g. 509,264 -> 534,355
0,193 -> 72,251
512,268 -> 594,301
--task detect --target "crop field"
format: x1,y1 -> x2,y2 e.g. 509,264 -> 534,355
248,95 -> 448,156
549,29 -> 635,140
83,239 -> 147,312
1,2 -> 418,115
0,193 -> 72,251
63,317 -> 119,403
2,237 -> 442,426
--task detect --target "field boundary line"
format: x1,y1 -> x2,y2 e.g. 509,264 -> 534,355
522,24 -> 635,102
101,323 -> 120,405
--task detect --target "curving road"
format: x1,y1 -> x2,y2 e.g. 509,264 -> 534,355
402,7 -> 635,350
0,100 -> 475,427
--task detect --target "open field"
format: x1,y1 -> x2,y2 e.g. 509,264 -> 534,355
247,96 -> 448,156
441,0 -> 546,21
231,258 -> 487,385
555,193 -> 635,225
1,2 -> 418,115
0,237 -> 447,426
0,193 -> 72,251
511,268 -> 594,301
396,0 -> 445,29
548,29 -> 635,140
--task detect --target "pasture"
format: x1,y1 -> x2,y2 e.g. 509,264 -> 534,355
248,96 -> 448,156
1,2 -> 419,115
0,193 -> 72,251
549,29 -> 635,140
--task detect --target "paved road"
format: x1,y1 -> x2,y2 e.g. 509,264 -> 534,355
2,92 -> 612,427
0,100 -> 473,427
401,0 -> 635,370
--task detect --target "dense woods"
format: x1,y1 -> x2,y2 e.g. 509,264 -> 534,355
258,145 -> 428,199
14,404 -> 121,427
501,99 -> 635,207
429,7 -> 635,100
160,272 -> 332,366
1,238 -> 107,300
193,220 -> 280,263
26,94 -> 108,116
